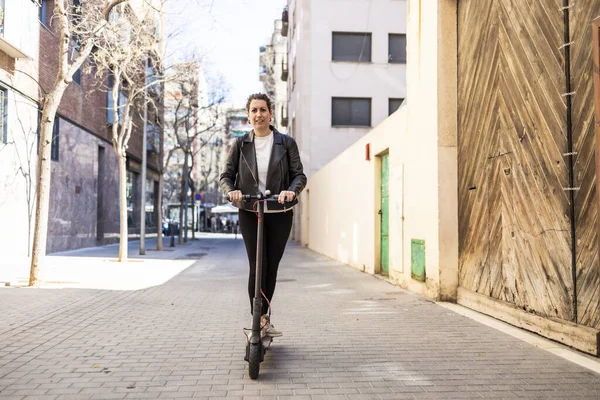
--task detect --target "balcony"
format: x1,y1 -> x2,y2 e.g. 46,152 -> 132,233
0,0 -> 35,59
281,8 -> 289,37
281,61 -> 288,81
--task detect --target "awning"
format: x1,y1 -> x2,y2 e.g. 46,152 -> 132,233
210,203 -> 239,214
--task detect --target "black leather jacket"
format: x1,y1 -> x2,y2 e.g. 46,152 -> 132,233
219,127 -> 307,211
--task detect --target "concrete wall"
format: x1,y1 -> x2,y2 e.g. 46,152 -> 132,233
0,90 -> 40,260
289,0 -> 407,177
288,0 -> 407,243
308,0 -> 407,176
303,0 -> 458,301
47,118 -> 120,253
4,0 -> 38,58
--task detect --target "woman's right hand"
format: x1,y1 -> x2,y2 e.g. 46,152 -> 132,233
228,190 -> 242,202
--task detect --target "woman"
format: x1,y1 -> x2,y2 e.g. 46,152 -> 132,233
220,93 -> 307,337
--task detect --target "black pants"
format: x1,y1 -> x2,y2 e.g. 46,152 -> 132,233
239,209 -> 293,315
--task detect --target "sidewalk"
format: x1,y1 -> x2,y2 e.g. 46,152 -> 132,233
1,237 -> 599,399
1,233 -> 238,290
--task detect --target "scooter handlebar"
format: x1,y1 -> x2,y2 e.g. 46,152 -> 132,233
226,191 -> 287,202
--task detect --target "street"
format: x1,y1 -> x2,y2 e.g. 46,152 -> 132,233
1,236 -> 599,399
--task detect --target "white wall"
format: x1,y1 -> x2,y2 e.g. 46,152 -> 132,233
302,0 -> 458,301
0,0 -> 40,263
4,0 -> 38,58
0,90 -> 39,261
287,0 -> 406,242
290,0 -> 407,177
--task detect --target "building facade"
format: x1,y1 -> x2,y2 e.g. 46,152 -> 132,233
0,0 -> 164,257
38,0 -> 163,253
0,0 -> 41,261
285,0 -> 407,240
305,0 -> 600,356
259,19 -> 288,134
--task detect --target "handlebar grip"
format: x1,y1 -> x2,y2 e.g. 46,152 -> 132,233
226,192 -> 291,201
225,193 -> 261,201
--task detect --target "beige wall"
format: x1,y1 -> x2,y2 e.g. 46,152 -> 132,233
302,0 -> 458,301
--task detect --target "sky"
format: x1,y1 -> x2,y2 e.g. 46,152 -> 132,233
165,0 -> 287,108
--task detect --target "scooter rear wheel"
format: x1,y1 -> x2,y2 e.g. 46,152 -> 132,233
248,343 -> 261,379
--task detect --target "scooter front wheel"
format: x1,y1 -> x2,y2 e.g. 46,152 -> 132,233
248,343 -> 261,379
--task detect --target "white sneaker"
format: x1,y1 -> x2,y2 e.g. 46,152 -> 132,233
262,315 -> 283,337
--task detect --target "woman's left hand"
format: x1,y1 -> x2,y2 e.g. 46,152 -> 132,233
278,191 -> 295,204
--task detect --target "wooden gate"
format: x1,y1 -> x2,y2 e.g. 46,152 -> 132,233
570,0 -> 600,331
458,0 -> 600,329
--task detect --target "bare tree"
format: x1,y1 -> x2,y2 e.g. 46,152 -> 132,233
91,1 -> 182,261
163,69 -> 225,242
145,85 -> 178,251
29,0 -> 129,286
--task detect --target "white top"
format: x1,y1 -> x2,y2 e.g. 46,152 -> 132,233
254,132 -> 274,195
254,132 -> 291,213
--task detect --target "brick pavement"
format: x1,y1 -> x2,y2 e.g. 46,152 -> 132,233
1,236 -> 599,399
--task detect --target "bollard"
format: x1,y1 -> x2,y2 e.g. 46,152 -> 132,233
169,223 -> 175,247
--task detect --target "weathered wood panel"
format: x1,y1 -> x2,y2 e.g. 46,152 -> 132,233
458,288 -> 600,356
458,0 -> 574,321
570,1 -> 600,330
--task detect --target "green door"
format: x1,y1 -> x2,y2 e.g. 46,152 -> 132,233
380,154 -> 389,274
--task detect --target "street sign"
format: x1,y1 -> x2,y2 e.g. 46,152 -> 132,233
195,193 -> 202,201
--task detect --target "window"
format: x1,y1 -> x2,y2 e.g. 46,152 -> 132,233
332,97 -> 371,127
107,74 -> 115,123
332,32 -> 371,62
72,0 -> 82,25
107,73 -> 128,124
51,117 -> 59,161
389,98 -> 404,115
126,171 -> 136,226
71,38 -> 82,85
0,87 -> 6,143
145,178 -> 154,210
146,122 -> 159,151
388,34 -> 407,63
73,67 -> 82,85
39,0 -> 48,25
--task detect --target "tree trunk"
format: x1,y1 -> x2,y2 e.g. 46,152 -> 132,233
178,181 -> 184,245
29,90 -> 66,286
183,154 -> 188,243
191,200 -> 196,240
117,152 -> 128,262
190,180 -> 196,240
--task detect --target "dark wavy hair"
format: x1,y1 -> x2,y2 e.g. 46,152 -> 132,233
245,93 -> 272,113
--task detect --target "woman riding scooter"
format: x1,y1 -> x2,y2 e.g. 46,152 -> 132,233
220,93 -> 307,337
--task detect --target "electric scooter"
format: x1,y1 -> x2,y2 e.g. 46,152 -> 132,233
229,190 -> 284,379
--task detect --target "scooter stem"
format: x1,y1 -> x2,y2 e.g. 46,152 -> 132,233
251,196 -> 265,343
